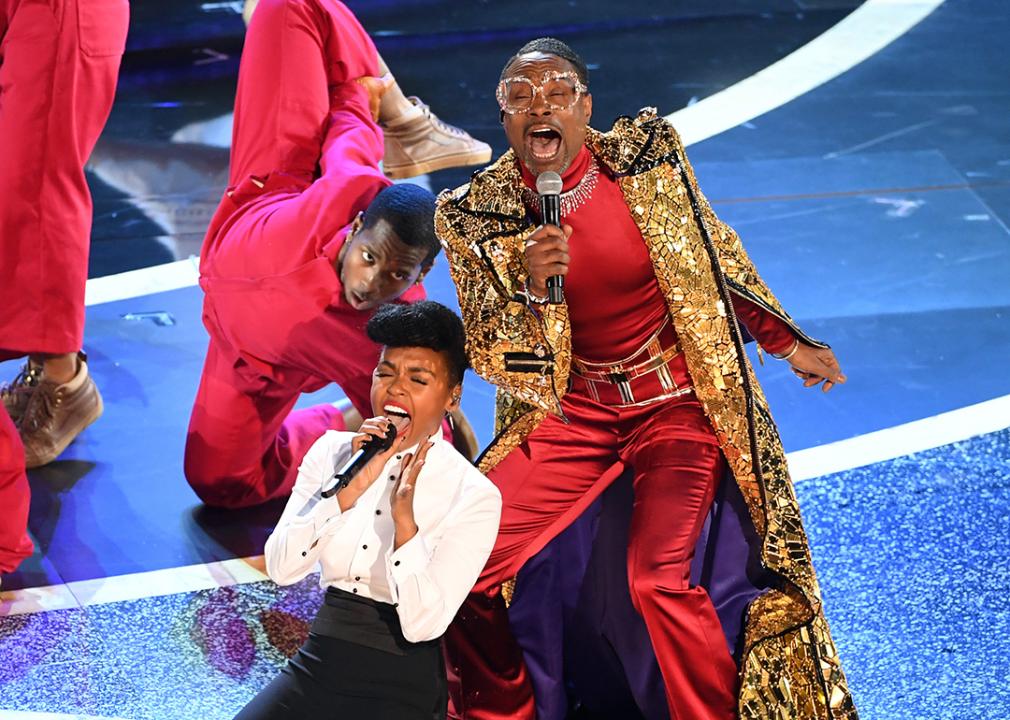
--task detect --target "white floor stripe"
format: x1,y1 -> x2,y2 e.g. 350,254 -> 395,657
1,557 -> 266,618
3,393 -> 1007,616
84,257 -> 200,307
0,713 -> 133,720
666,0 -> 945,145
787,393 -> 1010,481
0,583 -> 80,617
83,0 -> 943,306
65,555 -> 268,609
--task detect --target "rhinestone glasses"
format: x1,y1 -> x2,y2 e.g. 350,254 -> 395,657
496,70 -> 589,115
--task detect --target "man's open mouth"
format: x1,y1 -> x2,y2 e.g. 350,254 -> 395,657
527,126 -> 562,161
349,290 -> 371,308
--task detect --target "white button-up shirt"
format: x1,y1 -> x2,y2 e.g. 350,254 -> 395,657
265,430 -> 502,643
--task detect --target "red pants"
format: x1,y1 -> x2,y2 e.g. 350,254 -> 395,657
0,407 -> 32,573
184,0 -> 422,509
0,0 -> 128,355
448,383 -> 737,720
0,0 -> 126,574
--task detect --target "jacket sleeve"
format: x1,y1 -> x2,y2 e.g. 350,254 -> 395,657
665,123 -> 827,348
732,294 -> 797,355
434,190 -> 571,413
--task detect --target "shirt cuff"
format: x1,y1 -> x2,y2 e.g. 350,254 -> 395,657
386,533 -> 432,599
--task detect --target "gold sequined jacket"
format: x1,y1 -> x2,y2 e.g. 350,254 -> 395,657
435,109 -> 858,719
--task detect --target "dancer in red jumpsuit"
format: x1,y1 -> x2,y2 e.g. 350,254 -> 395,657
183,0 -> 450,510
0,0 -> 128,583
0,413 -> 31,585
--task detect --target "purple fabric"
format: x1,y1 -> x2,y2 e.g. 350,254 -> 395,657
508,467 -> 770,719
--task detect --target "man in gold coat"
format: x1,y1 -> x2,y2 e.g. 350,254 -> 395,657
435,37 -> 858,720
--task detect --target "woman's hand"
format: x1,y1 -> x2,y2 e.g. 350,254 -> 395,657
390,439 -> 433,549
337,416 -> 405,511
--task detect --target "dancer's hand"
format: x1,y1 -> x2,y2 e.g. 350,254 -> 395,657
390,439 -> 433,549
786,345 -> 847,393
355,73 -> 394,123
524,223 -> 572,299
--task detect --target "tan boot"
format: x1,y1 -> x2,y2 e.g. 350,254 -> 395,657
242,0 -> 258,26
381,97 -> 492,179
18,356 -> 104,468
1,359 -> 43,424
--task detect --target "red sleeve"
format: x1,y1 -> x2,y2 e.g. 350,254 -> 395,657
733,295 -> 795,355
396,282 -> 428,304
293,82 -> 392,261
341,371 -> 376,419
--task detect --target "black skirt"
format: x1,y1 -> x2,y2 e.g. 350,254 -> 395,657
234,587 -> 447,720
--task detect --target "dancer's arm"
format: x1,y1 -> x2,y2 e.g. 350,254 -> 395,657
269,82 -> 391,260
663,121 -> 845,386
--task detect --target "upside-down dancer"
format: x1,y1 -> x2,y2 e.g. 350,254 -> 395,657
184,0 -> 485,509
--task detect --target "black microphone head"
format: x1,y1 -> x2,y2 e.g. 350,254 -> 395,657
379,421 -> 398,449
536,171 -> 563,196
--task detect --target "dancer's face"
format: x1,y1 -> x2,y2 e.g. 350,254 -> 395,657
339,218 -> 430,311
370,346 -> 461,449
500,52 -> 592,177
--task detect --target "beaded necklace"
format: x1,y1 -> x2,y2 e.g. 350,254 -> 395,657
520,155 -> 600,216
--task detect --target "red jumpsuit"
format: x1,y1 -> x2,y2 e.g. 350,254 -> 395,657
0,411 -> 31,574
447,148 -> 795,720
183,0 -> 423,510
0,0 -> 128,573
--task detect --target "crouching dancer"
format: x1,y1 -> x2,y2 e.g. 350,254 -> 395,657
234,301 -> 502,720
185,0 -> 477,509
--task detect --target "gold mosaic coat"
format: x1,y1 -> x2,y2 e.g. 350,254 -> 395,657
435,108 -> 858,719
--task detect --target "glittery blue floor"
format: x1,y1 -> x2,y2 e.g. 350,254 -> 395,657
800,429 -> 1010,719
3,0 -> 1010,717
3,429 -> 1007,718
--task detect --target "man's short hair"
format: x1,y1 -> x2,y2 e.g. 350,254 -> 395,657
366,301 -> 469,386
362,183 -> 440,265
501,37 -> 589,86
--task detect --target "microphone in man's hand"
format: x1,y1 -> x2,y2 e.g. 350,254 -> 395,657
536,171 -> 564,304
320,423 -> 397,498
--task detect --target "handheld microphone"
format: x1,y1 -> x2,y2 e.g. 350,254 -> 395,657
320,423 -> 397,498
535,171 -> 564,304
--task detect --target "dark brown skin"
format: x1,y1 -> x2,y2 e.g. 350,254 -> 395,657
499,53 -> 586,310
335,346 -> 461,549
501,52 -> 592,179
336,215 -> 430,311
503,51 -> 846,391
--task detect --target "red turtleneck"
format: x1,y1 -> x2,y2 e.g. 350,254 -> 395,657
518,147 -> 795,363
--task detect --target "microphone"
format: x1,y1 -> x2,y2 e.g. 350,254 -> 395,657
320,423 -> 397,498
535,171 -> 564,304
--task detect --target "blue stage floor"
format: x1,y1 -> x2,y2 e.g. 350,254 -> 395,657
4,428 -> 1006,718
2,0 -> 1009,718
